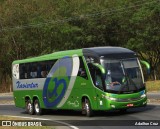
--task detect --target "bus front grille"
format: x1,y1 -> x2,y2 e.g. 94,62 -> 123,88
117,97 -> 142,102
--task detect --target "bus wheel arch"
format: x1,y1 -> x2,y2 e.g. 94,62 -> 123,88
25,96 -> 34,115
33,96 -> 43,115
81,96 -> 93,117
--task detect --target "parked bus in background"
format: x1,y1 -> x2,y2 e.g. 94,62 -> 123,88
12,47 -> 150,116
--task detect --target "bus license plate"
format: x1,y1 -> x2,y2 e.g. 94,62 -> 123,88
127,104 -> 134,107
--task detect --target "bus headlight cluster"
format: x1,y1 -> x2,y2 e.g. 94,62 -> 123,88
141,93 -> 146,98
105,96 -> 117,101
140,90 -> 146,98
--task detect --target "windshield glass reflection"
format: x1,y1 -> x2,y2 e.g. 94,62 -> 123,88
102,58 -> 143,93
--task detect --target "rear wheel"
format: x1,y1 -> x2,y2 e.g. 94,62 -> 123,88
25,100 -> 34,115
84,99 -> 93,117
34,99 -> 42,115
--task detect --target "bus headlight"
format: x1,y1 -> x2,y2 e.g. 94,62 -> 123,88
109,97 -> 117,101
140,90 -> 146,98
105,96 -> 117,101
141,93 -> 146,98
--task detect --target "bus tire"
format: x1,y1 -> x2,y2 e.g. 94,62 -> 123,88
25,100 -> 34,115
84,99 -> 93,117
34,99 -> 42,115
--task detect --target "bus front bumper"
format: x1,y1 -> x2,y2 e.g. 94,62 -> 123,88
106,97 -> 147,110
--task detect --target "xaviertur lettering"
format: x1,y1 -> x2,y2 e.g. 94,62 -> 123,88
16,81 -> 38,89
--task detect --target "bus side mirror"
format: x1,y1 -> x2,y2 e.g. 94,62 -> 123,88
140,60 -> 150,74
91,63 -> 106,75
88,62 -> 106,79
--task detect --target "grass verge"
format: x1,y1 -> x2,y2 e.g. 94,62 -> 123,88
146,80 -> 160,92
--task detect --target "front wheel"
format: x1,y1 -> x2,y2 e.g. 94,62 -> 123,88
84,99 -> 93,117
25,100 -> 34,115
34,99 -> 42,115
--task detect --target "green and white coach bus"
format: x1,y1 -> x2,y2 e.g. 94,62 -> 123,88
12,47 -> 149,116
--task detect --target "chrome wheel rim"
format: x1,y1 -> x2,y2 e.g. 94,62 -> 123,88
85,102 -> 89,113
28,103 -> 32,113
35,103 -> 39,113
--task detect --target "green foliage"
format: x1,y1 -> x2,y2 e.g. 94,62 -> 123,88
0,0 -> 160,90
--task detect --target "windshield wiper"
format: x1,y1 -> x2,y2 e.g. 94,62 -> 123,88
118,75 -> 138,93
127,76 -> 139,91
118,80 -> 128,94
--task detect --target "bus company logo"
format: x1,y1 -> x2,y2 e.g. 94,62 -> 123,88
43,56 -> 73,108
16,81 -> 38,89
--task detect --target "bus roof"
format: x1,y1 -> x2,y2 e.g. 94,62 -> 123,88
83,47 -> 136,59
12,49 -> 83,64
12,47 -> 136,64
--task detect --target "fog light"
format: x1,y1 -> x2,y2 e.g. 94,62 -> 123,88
143,101 -> 147,105
141,94 -> 146,98
111,105 -> 115,108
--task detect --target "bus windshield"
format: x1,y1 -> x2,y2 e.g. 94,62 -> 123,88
101,58 -> 144,93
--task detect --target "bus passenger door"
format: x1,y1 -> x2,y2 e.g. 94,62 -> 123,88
94,68 -> 107,110
88,63 -> 106,110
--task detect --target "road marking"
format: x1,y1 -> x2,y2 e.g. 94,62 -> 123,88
148,103 -> 160,106
1,115 -> 79,129
53,120 -> 79,129
0,104 -> 14,106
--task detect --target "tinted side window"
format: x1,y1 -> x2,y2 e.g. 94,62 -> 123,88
77,57 -> 88,80
95,69 -> 103,90
88,64 -> 103,90
19,63 -> 30,79
19,64 -> 26,79
19,60 -> 56,79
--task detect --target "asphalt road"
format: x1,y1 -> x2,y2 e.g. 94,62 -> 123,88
0,96 -> 13,101
147,92 -> 160,99
0,93 -> 160,129
0,104 -> 160,129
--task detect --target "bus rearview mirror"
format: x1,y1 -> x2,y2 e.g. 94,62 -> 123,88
91,63 -> 106,74
140,60 -> 150,74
